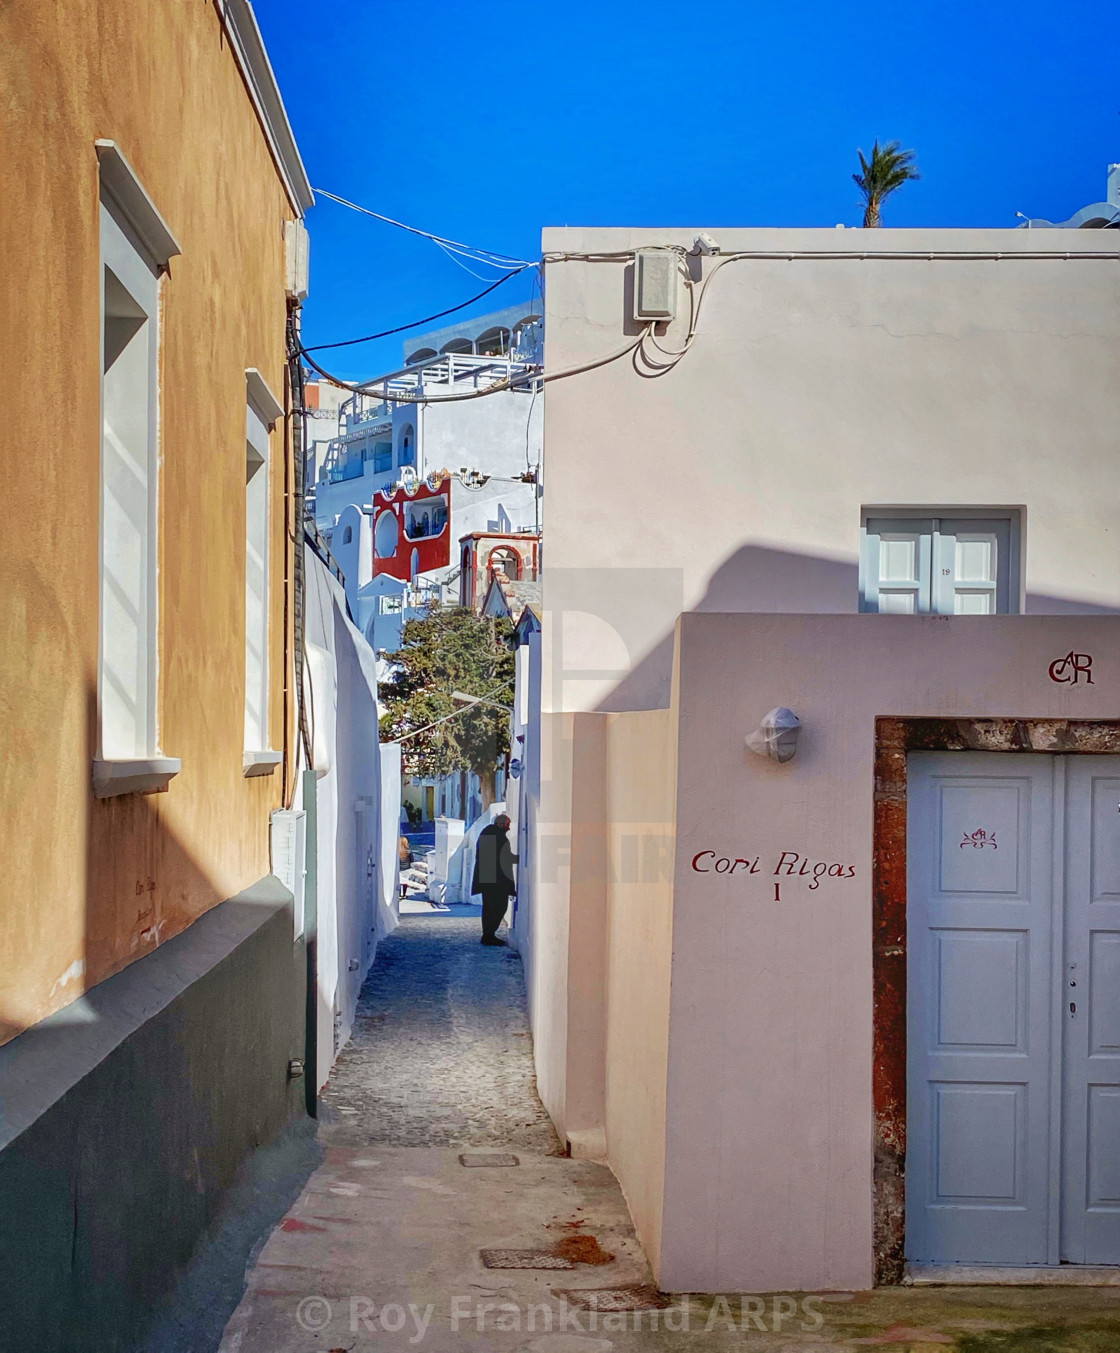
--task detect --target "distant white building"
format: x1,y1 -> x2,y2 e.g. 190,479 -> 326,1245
302,378 -> 347,522
1020,161 -> 1120,228
311,303 -> 543,540
312,305 -> 544,826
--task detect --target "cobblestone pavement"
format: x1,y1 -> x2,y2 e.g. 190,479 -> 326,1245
222,910 -> 1120,1352
320,912 -> 561,1152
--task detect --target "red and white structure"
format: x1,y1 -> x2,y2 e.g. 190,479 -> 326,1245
372,472 -> 453,582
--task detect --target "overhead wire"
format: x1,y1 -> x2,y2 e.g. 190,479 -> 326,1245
301,266 -> 531,353
433,238 -> 504,280
301,323 -> 651,405
385,680 -> 514,745
308,236 -> 1105,402
314,187 -> 532,268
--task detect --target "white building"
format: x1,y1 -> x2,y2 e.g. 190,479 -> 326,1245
312,306 -> 544,826
302,377 -> 347,522
311,303 -> 543,541
519,222 -> 1120,1295
1021,161 -> 1120,229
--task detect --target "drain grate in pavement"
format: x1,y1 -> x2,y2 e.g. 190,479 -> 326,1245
481,1249 -> 575,1270
552,1285 -> 671,1311
459,1153 -> 520,1168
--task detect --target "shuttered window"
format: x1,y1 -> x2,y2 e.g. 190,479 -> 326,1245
861,515 -> 1017,615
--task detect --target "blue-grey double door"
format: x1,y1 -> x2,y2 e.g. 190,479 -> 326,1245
907,753 -> 1120,1266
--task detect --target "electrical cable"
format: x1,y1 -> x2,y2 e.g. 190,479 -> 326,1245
433,237 -> 504,281
314,187 -> 532,268
312,236 -> 1096,402
385,679 -> 514,745
626,243 -> 1120,378
302,266 -> 531,353
300,324 -> 651,405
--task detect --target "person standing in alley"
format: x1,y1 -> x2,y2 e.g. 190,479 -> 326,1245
398,835 -> 414,899
471,813 -> 517,946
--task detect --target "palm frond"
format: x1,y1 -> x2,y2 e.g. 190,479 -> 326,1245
852,139 -> 920,226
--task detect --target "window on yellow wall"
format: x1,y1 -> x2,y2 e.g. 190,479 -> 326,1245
244,371 -> 283,776
93,141 -> 182,798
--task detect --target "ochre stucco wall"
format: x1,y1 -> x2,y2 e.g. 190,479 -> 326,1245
0,0 -> 298,1041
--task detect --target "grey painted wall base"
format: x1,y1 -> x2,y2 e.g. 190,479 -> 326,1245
0,878 -> 307,1353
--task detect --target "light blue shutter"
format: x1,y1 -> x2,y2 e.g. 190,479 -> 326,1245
933,519 -> 1011,615
861,518 -> 934,613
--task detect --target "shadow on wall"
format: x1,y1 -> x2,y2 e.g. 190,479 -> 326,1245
0,678 -> 306,1353
581,542 -> 1118,715
1,680 -> 283,1042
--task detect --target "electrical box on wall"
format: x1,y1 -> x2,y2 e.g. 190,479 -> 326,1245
633,249 -> 678,323
270,808 -> 307,938
285,218 -> 310,301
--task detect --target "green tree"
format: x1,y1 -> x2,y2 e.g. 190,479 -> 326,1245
379,606 -> 515,808
853,140 -> 920,228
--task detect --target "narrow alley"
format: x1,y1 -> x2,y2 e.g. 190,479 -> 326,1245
216,910 -> 1120,1353
11,6 -> 1120,1352
219,909 -> 664,1351
317,911 -> 557,1151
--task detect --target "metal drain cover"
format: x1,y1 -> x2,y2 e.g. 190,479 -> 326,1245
459,1153 -> 520,1168
481,1249 -> 574,1270
552,1285 -> 671,1311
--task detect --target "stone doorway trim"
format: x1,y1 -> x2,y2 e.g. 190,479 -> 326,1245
872,717 -> 1120,1284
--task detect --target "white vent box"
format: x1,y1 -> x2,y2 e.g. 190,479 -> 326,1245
271,808 -> 307,938
633,249 -> 678,323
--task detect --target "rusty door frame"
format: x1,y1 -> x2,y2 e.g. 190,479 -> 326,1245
872,717 -> 1120,1283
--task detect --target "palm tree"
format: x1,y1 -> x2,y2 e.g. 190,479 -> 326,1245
853,140 -> 920,227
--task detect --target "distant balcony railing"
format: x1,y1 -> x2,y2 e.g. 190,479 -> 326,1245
357,352 -> 540,401
328,458 -> 365,484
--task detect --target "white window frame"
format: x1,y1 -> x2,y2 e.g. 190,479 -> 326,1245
93,144 -> 181,798
860,508 -> 1023,616
244,370 -> 283,777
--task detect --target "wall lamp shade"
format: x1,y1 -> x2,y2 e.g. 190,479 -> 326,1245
746,707 -> 801,764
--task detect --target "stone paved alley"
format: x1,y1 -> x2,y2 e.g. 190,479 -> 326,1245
319,910 -> 558,1151
218,910 -> 1120,1353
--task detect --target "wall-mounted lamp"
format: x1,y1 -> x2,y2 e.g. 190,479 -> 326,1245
745,707 -> 801,764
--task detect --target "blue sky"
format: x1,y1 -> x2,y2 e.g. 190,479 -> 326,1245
256,0 -> 1120,379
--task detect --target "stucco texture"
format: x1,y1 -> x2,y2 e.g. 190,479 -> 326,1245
542,227 -> 1120,714
603,704 -> 677,1278
660,613 -> 1120,1292
531,229 -> 1120,1290
0,0 -> 297,1040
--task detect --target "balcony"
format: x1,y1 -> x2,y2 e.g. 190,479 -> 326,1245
404,494 -> 449,540
358,352 -> 540,401
328,458 -> 365,484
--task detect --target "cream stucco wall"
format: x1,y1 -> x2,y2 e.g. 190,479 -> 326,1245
543,226 -> 1119,711
659,612 -> 1120,1292
531,225 -> 1120,1290
603,704 -> 677,1277
0,0 -> 299,1040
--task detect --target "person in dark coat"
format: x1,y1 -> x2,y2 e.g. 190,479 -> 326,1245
471,814 -> 517,946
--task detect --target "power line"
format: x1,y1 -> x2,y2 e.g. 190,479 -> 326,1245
301,265 -> 535,354
300,322 -> 648,406
314,187 -> 532,268
385,680 -> 514,745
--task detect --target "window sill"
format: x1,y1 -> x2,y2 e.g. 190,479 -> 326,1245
243,750 -> 282,778
93,758 -> 181,799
